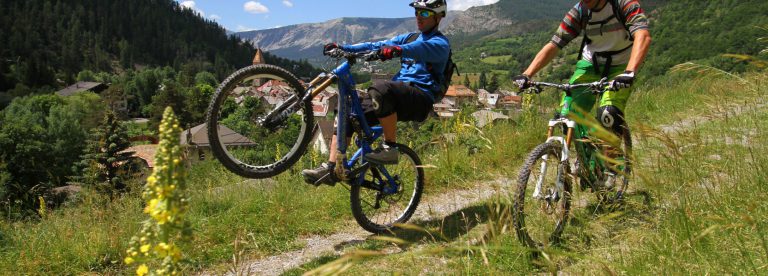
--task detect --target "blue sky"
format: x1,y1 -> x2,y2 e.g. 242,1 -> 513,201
176,0 -> 500,32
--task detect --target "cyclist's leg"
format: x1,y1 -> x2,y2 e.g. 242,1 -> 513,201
566,61 -> 600,161
366,81 -> 432,164
302,91 -> 379,185
565,60 -> 601,119
597,67 -> 632,174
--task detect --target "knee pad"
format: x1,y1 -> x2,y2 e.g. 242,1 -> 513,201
596,105 -> 626,135
368,83 -> 396,118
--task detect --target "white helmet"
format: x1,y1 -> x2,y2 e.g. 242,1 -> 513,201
410,0 -> 447,16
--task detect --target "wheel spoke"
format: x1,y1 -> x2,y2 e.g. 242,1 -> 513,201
350,144 -> 424,233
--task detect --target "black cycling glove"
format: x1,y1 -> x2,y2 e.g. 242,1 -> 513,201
512,74 -> 532,90
610,71 -> 635,90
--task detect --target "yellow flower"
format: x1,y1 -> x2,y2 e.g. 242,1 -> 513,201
144,199 -> 159,214
140,244 -> 151,253
136,264 -> 149,276
146,176 -> 157,187
124,257 -> 134,264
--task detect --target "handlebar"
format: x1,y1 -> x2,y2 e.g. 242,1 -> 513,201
524,77 -> 614,94
324,48 -> 380,62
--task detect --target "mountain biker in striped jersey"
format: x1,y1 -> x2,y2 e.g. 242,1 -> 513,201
512,0 -> 651,170
303,0 -> 451,186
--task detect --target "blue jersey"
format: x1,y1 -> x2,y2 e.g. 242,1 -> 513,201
341,29 -> 450,100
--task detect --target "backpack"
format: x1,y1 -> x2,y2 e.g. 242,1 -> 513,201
576,0 -> 633,77
404,32 -> 458,102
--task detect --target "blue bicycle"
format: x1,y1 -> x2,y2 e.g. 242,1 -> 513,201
206,49 -> 424,233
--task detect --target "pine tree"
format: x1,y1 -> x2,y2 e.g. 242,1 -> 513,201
487,73 -> 499,93
79,112 -> 134,195
478,71 -> 487,90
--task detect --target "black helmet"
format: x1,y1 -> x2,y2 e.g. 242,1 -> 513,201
410,0 -> 447,16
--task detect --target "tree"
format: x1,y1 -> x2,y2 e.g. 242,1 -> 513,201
0,94 -> 87,214
478,71 -> 487,90
149,80 -> 190,129
76,70 -> 97,82
185,83 -> 214,124
79,112 -> 134,195
194,71 -> 218,87
487,73 -> 499,93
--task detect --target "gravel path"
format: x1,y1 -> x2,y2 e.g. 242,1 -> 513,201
199,178 -> 512,276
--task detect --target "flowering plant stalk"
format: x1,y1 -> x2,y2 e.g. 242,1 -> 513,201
125,107 -> 191,275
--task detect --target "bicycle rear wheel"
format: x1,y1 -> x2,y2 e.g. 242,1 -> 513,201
513,142 -> 572,249
206,64 -> 313,178
350,144 -> 424,234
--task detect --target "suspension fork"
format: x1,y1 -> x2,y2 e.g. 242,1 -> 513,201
533,119 -> 575,199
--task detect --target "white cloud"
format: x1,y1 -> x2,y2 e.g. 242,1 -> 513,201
179,1 -> 205,17
448,0 -> 500,11
179,1 -> 196,9
244,1 -> 269,14
209,14 -> 221,20
282,0 -> 294,8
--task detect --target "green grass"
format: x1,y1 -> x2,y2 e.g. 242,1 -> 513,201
2,70 -> 766,274
0,159 -> 351,274
293,71 -> 768,275
481,55 -> 512,65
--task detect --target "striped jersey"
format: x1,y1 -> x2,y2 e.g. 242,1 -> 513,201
551,0 -> 649,65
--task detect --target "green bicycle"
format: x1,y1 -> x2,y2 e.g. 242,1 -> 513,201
513,78 -> 633,249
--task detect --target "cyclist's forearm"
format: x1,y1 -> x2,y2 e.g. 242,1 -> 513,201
523,42 -> 560,77
342,42 -> 377,52
625,30 -> 651,73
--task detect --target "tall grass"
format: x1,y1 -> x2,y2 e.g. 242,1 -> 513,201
2,70 -> 765,274
297,71 -> 768,274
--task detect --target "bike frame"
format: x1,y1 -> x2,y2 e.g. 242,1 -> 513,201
303,57 -> 398,193
533,82 -> 610,198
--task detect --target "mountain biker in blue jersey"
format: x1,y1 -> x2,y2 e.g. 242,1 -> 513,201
303,0 -> 451,186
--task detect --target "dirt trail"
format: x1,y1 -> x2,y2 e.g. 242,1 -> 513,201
199,178 -> 512,276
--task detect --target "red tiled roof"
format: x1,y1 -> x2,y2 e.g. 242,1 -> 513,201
445,85 -> 476,97
124,144 -> 158,168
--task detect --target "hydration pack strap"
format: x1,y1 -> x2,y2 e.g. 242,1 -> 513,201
591,43 -> 633,77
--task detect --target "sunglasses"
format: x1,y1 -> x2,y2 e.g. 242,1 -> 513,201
415,9 -> 435,18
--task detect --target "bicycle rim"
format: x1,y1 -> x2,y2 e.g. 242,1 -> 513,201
514,142 -> 572,249
206,65 -> 313,178
350,144 -> 424,234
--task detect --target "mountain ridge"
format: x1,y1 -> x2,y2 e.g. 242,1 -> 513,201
234,0 -> 575,63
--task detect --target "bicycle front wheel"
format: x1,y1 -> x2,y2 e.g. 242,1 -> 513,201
350,144 -> 424,234
206,65 -> 313,178
513,142 -> 572,249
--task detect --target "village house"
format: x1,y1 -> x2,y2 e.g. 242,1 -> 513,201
311,87 -> 338,117
498,95 -> 523,110
476,89 -> 500,109
432,102 -> 457,118
444,85 -> 476,108
56,81 -> 108,96
311,119 -> 335,155
472,110 -> 510,128
56,81 -> 130,115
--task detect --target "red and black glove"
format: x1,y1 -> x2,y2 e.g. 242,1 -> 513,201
378,46 -> 402,61
323,43 -> 339,55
